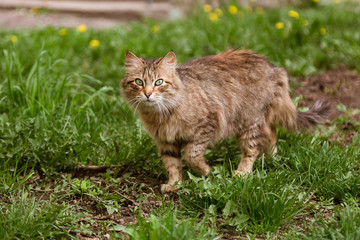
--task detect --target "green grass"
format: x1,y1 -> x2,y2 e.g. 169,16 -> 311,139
301,200 -> 360,240
0,1 -> 360,239
180,167 -> 305,233
0,191 -> 79,239
120,207 -> 219,240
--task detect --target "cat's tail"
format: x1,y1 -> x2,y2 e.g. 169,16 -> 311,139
295,100 -> 331,130
277,99 -> 331,132
269,96 -> 331,132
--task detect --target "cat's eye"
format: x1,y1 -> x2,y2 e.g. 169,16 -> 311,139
135,78 -> 143,86
155,79 -> 164,86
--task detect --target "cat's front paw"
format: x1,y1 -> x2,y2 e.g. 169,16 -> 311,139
161,184 -> 179,193
233,169 -> 251,177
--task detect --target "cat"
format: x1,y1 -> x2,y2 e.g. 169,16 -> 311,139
121,50 -> 330,193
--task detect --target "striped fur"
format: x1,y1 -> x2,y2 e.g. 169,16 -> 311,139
121,50 -> 330,192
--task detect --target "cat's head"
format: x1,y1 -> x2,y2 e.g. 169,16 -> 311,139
121,51 -> 182,114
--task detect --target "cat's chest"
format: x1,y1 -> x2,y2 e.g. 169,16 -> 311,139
145,117 -> 191,144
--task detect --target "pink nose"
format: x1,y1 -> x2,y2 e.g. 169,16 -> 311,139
144,92 -> 152,98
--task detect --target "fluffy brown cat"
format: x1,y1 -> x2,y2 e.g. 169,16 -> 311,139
121,50 -> 330,193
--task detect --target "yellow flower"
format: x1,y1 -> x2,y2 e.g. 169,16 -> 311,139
152,25 -> 159,33
59,28 -> 68,36
320,28 -> 326,35
313,0 -> 319,2
256,7 -> 264,15
289,10 -> 299,19
31,7 -> 40,15
215,8 -> 223,16
276,22 -> 284,29
10,35 -> 18,43
301,19 -> 309,26
334,0 -> 341,3
89,39 -> 100,48
203,4 -> 212,13
228,5 -> 238,15
208,12 -> 219,23
77,25 -> 87,33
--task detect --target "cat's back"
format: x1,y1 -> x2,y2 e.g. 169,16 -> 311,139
178,50 -> 274,72
181,50 -> 267,66
177,50 -> 275,82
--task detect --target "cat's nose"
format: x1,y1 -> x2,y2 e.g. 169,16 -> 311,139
144,92 -> 152,98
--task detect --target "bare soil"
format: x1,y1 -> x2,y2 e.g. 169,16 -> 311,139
295,68 -> 360,121
295,68 -> 360,145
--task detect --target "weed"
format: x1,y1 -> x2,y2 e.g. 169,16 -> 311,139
121,207 -> 220,240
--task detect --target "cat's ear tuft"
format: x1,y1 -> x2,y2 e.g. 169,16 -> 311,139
125,51 -> 143,68
160,51 -> 177,67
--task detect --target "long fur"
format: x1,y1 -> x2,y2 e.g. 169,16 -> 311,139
121,50 -> 330,192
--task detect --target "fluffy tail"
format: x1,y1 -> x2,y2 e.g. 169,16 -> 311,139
295,99 -> 331,130
269,98 -> 331,132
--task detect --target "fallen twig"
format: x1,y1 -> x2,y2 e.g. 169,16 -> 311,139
114,191 -> 139,206
74,162 -> 122,171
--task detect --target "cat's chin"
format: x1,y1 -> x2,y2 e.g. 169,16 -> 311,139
141,100 -> 157,106
139,100 -> 159,111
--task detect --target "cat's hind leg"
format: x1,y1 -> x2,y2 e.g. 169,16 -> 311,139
184,141 -> 211,176
234,122 -> 274,176
268,125 -> 278,156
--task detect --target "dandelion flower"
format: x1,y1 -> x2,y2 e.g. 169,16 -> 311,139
208,12 -> 219,23
320,28 -> 326,35
77,25 -> 87,33
215,8 -> 223,17
152,25 -> 159,33
10,35 -> 18,43
313,0 -> 319,2
289,10 -> 299,19
334,0 -> 341,3
203,4 -> 212,13
276,22 -> 284,29
89,39 -> 100,48
228,5 -> 238,15
31,7 -> 40,15
59,28 -> 68,36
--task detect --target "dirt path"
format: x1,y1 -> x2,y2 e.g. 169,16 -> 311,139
0,1 -> 175,29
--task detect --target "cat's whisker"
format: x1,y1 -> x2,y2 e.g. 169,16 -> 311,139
158,100 -> 171,119
133,100 -> 141,117
127,98 -> 139,105
155,101 -> 165,121
123,97 -> 141,120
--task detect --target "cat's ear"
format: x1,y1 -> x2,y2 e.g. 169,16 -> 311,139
157,51 -> 177,67
125,51 -> 144,68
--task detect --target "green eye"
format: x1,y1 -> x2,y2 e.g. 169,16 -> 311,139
135,78 -> 143,86
155,79 -> 164,86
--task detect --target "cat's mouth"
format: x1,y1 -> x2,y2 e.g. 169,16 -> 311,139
142,99 -> 157,105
